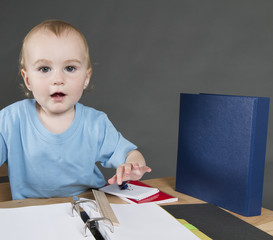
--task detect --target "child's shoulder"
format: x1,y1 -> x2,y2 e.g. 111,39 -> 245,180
0,100 -> 34,127
0,99 -> 34,115
77,102 -> 106,118
77,103 -> 112,125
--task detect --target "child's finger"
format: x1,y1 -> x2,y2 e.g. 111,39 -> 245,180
143,166 -> 152,173
124,163 -> 133,176
108,174 -> 117,184
132,163 -> 140,169
116,165 -> 126,185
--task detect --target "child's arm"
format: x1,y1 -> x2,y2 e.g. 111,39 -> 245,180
108,150 -> 152,185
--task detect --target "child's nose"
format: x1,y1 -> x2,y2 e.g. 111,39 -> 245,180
52,71 -> 65,85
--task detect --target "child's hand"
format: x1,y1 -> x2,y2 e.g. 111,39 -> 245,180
108,162 -> 152,185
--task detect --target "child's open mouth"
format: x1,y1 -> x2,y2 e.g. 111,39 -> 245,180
50,92 -> 66,101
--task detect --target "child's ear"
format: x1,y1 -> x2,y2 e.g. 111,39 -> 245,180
21,69 -> 32,91
84,68 -> 92,89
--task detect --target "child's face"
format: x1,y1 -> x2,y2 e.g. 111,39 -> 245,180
21,30 -> 91,116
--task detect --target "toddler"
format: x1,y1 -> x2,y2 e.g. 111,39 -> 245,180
0,19 -> 151,200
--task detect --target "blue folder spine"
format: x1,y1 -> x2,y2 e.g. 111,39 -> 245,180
246,97 -> 270,215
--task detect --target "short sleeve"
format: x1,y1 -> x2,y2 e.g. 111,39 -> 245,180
98,115 -> 137,168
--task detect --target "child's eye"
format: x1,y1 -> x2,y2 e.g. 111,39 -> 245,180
65,66 -> 76,72
39,67 -> 51,73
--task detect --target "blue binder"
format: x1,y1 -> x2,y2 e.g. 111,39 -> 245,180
176,93 -> 270,216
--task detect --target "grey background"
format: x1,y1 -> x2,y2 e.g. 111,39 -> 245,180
1,0 -> 273,210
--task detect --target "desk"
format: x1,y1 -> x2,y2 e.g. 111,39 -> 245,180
0,177 -> 273,236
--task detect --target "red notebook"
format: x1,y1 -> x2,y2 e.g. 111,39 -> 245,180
122,181 -> 178,204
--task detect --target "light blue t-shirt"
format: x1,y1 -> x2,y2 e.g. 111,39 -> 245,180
0,99 -> 137,200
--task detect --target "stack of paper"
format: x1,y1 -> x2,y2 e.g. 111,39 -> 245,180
99,182 -> 159,201
118,181 -> 178,204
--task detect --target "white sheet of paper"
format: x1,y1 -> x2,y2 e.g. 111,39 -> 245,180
109,203 -> 200,240
80,200 -> 200,240
0,203 -> 95,240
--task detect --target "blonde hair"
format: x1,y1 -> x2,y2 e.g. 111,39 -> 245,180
19,19 -> 92,97
20,19 -> 91,70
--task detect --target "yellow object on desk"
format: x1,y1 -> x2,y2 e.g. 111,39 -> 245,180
177,219 -> 212,240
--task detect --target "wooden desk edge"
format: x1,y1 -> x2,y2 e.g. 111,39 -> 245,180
0,176 -> 272,236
